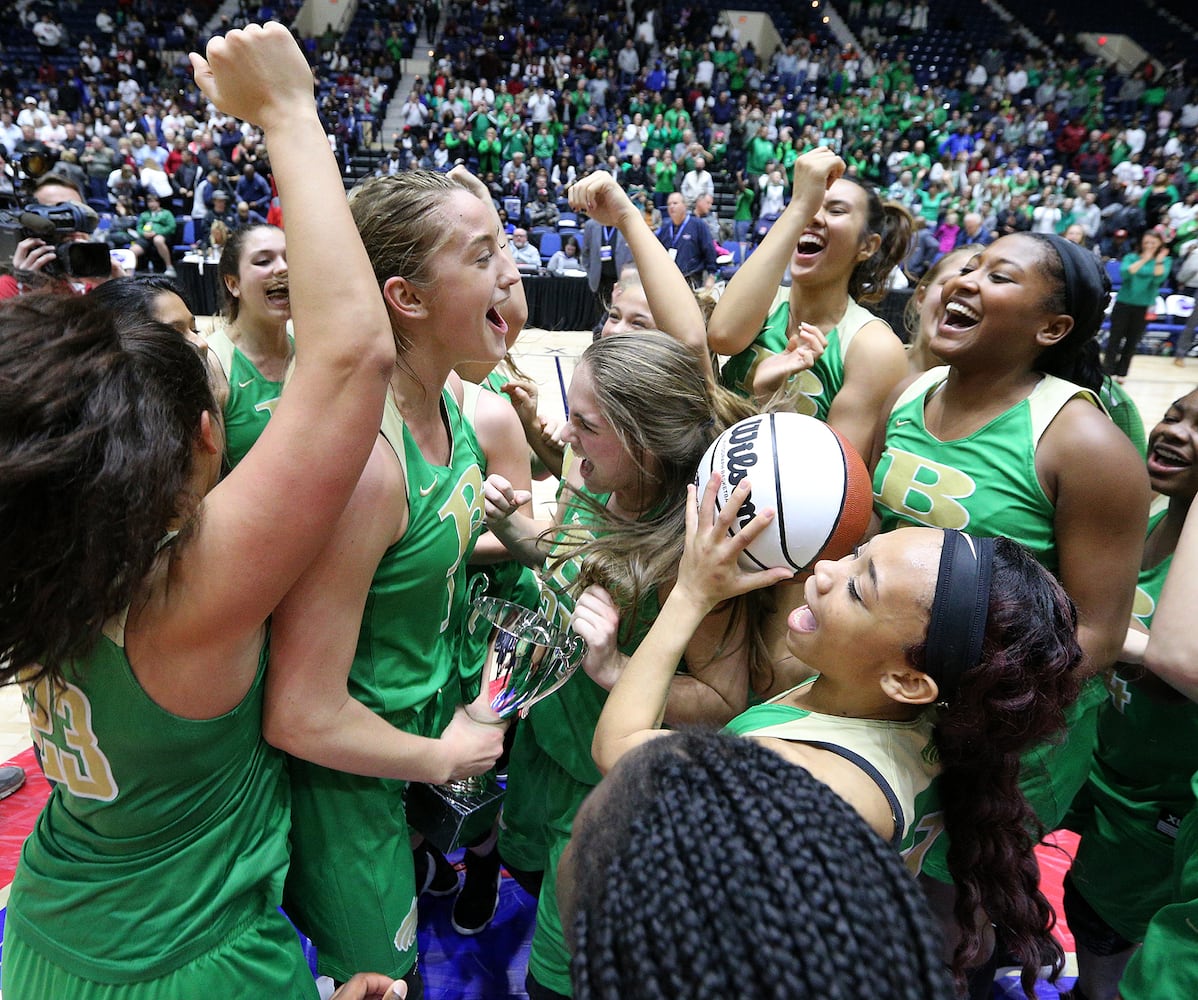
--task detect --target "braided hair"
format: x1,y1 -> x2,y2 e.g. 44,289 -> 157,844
906,536 -> 1082,991
567,730 -> 954,1000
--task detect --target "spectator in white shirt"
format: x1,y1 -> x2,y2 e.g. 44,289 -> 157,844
527,86 -> 554,124
17,97 -> 47,131
622,114 -> 648,158
400,92 -> 429,135
471,79 -> 495,109
1124,123 -> 1146,156
1005,63 -> 1028,99
1031,198 -> 1064,234
508,228 -> 541,269
32,13 -> 63,51
680,156 -> 714,209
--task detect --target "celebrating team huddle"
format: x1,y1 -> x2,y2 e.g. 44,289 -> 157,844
2,22 -> 1197,1000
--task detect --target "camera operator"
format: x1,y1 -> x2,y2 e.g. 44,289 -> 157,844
1,172 -> 115,299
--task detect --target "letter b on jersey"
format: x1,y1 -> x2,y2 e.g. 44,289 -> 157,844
875,450 -> 975,530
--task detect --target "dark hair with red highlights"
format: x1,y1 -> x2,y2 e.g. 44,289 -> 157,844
906,536 -> 1082,993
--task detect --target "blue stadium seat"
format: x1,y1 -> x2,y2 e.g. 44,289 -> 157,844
538,231 -> 561,262
172,217 -> 196,257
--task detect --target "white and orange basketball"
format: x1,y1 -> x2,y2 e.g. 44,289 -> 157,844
695,412 -> 873,572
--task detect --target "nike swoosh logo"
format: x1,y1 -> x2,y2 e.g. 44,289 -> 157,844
238,378 -> 254,388
895,418 -> 912,427
419,477 -> 439,497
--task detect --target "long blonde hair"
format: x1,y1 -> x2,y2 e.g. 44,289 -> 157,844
348,170 -> 477,353
551,332 -> 774,688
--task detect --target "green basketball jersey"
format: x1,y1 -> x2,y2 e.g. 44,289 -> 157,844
1119,769 -> 1198,999
874,368 -> 1107,883
525,483 -> 661,997
719,292 -> 883,421
7,622 -> 305,992
527,482 -> 659,796
873,368 -> 1101,572
347,388 -> 487,718
458,378 -> 541,701
206,327 -> 286,469
1099,376 -> 1148,456
284,387 -> 487,982
725,680 -> 940,849
1070,501 -> 1198,941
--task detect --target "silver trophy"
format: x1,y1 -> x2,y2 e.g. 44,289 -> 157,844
406,596 -> 587,852
469,595 -> 587,720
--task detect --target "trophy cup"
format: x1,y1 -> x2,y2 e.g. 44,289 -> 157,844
405,596 -> 587,852
470,596 -> 587,720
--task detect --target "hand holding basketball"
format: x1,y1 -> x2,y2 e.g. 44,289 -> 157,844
694,413 -> 873,572
673,477 -> 795,615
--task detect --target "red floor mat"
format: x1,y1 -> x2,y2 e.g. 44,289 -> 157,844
0,747 -> 49,889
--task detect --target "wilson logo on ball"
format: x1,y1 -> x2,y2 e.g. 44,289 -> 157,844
723,416 -> 762,529
695,412 -> 873,572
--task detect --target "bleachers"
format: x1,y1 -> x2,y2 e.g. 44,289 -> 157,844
844,0 -> 1020,88
1000,0 -> 1192,63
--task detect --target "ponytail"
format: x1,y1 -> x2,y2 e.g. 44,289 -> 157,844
845,179 -> 914,304
907,537 -> 1082,989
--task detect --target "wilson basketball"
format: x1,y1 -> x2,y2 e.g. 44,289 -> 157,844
695,412 -> 873,572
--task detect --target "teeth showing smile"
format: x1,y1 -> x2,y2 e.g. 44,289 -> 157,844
797,234 -> 826,254
1152,444 -> 1188,468
944,301 -> 980,326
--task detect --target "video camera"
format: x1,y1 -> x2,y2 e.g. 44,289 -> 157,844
0,139 -> 110,279
0,200 -> 110,278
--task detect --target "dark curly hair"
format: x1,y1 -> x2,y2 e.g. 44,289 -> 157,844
566,729 -> 955,1000
0,291 -> 216,686
906,536 -> 1083,993
842,176 -> 915,304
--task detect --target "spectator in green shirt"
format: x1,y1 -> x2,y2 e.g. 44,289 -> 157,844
1104,230 -> 1173,380
476,127 -> 502,175
132,193 -> 177,275
652,149 -> 678,208
744,123 -> 776,180
531,122 -> 557,163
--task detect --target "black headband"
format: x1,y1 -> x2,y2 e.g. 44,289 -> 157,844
1036,233 -> 1108,341
925,530 -> 995,699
